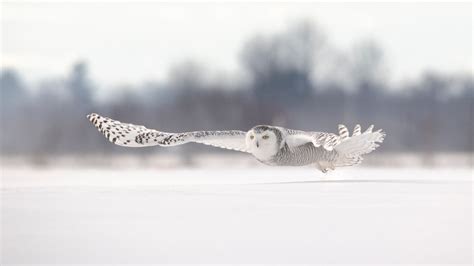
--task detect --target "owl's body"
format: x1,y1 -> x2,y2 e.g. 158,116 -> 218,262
87,113 -> 385,173
265,143 -> 338,167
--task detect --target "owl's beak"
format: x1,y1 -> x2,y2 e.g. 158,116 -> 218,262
256,141 -> 259,148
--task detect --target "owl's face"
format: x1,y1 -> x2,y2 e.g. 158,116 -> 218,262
246,126 -> 281,160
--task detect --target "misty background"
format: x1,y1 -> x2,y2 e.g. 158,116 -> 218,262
1,2 -> 472,166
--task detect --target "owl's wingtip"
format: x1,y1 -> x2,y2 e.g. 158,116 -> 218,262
86,113 -> 99,120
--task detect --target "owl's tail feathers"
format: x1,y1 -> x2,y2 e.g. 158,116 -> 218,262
334,125 -> 386,167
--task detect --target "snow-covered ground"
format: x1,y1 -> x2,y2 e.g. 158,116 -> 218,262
1,166 -> 472,264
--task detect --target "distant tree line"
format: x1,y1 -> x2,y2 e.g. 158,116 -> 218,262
1,21 -> 472,157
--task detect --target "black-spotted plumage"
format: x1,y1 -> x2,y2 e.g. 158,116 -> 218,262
87,113 -> 385,173
86,113 -> 249,152
264,142 -> 338,167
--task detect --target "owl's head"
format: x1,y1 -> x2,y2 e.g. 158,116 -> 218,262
246,125 -> 283,160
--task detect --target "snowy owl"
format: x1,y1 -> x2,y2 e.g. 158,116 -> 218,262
87,113 -> 385,172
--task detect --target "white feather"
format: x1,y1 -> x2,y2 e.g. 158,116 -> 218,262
87,113 -> 250,152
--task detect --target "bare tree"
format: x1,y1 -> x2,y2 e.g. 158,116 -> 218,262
240,21 -> 327,123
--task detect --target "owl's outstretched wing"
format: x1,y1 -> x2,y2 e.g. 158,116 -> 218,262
87,113 -> 250,153
283,124 -> 384,152
283,128 -> 342,151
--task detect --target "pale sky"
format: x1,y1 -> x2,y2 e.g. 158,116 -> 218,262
1,2 -> 472,88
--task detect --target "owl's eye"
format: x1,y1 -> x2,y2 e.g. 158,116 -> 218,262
250,135 -> 254,139
262,135 -> 269,140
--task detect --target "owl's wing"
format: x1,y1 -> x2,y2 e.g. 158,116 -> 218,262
284,124 -> 381,152
87,113 -> 250,153
284,129 -> 342,151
